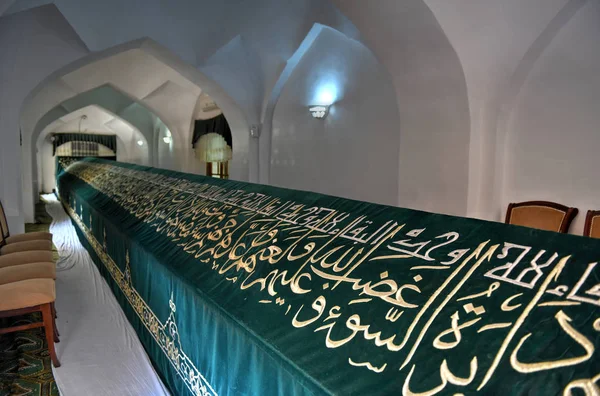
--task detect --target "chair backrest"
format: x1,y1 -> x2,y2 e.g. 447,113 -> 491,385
505,200 -> 578,233
583,210 -> 600,238
0,222 -> 5,247
0,200 -> 8,239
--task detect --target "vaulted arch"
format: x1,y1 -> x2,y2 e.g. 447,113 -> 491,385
332,0 -> 470,215
19,37 -> 251,223
3,1 -> 361,228
35,104 -> 149,194
268,24 -> 401,206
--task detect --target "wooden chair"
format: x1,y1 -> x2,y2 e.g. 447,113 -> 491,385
583,210 -> 600,238
0,219 -> 52,255
0,250 -> 54,269
0,262 -> 60,342
505,201 -> 578,233
0,262 -> 56,285
0,200 -> 53,245
0,279 -> 60,367
1,240 -> 53,255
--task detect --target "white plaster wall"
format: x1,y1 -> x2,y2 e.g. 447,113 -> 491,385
7,0 -> 597,233
38,132 -> 141,193
16,40 -> 249,224
25,89 -> 158,222
271,28 -> 399,206
40,137 -> 54,193
15,0 -> 588,232
424,0 -> 572,221
1,0 -> 363,228
503,1 -> 600,235
33,101 -> 149,195
122,137 -> 147,166
157,123 -> 176,171
115,136 -> 131,164
330,0 -> 471,216
8,0 -> 359,182
117,102 -> 157,163
0,5 -> 87,232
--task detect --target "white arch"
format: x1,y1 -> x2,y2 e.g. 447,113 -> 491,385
331,0 -> 471,215
31,85 -> 161,165
20,37 -> 250,223
34,104 -> 149,194
494,0 -> 589,219
2,0 -> 470,229
258,23 -> 327,184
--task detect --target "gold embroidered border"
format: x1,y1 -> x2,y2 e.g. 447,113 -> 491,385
63,198 -> 217,396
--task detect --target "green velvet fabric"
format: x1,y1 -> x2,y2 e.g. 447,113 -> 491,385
56,157 -> 79,181
56,157 -> 115,190
57,158 -> 600,396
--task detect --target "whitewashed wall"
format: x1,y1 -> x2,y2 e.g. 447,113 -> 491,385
0,1 -> 360,228
2,0 -> 599,235
330,0 -> 471,216
271,27 -> 399,206
503,1 -> 600,235
0,5 -> 87,232
38,135 -> 135,194
37,130 -> 145,194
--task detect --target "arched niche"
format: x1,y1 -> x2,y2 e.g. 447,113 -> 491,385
19,38 -> 249,223
501,1 -> 600,235
34,105 -> 149,194
331,0 -> 471,215
270,25 -> 400,206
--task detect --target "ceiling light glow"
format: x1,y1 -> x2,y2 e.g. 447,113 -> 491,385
314,83 -> 338,106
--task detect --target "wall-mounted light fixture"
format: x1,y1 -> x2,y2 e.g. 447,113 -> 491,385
163,129 -> 172,144
137,140 -> 144,146
309,82 -> 337,119
249,124 -> 260,138
78,115 -> 88,133
309,105 -> 330,119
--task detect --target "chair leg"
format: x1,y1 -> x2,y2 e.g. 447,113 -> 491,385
51,303 -> 60,338
41,303 -> 61,367
53,321 -> 60,343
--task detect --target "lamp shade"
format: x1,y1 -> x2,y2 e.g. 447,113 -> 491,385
192,114 -> 232,148
194,133 -> 232,162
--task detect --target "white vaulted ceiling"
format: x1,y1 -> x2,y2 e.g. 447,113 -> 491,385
22,47 -> 203,149
422,0 -> 579,218
331,0 -> 596,218
47,105 -> 136,138
60,49 -> 201,100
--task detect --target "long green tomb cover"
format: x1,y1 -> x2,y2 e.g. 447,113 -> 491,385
57,158 -> 600,396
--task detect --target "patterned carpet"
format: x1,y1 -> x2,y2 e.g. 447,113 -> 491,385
0,199 -> 59,396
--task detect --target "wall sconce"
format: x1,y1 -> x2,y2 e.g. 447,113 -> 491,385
137,140 -> 144,146
249,124 -> 260,138
309,105 -> 329,119
163,129 -> 172,143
